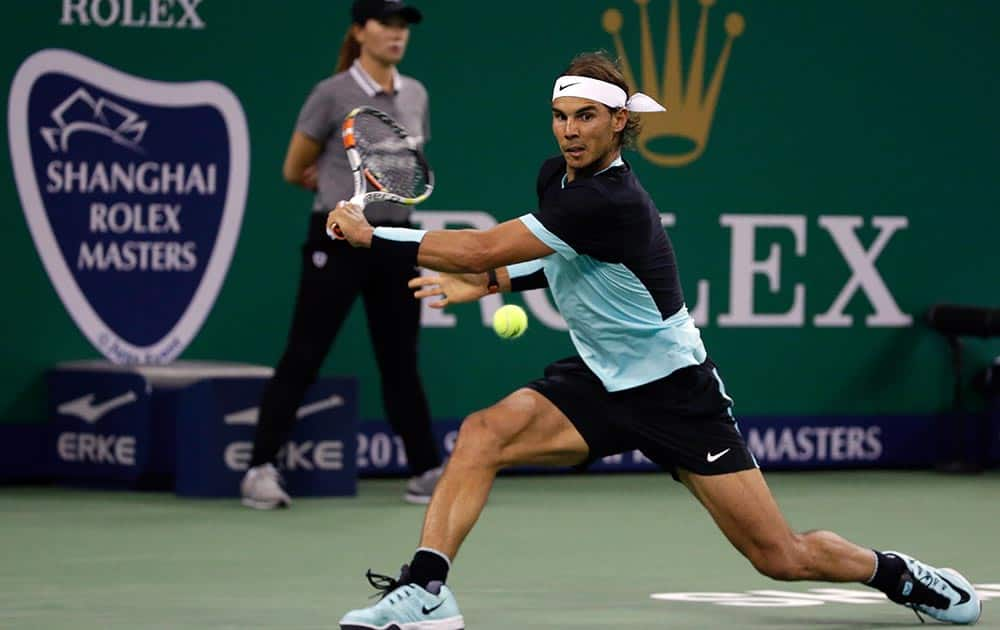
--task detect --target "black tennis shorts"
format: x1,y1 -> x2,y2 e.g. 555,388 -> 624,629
526,356 -> 758,480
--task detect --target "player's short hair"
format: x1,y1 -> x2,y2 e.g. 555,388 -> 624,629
562,51 -> 641,149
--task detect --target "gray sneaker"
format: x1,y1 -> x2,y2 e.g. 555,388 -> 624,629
403,465 -> 443,504
240,463 -> 292,510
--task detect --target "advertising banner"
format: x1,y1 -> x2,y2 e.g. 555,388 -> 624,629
356,414 -> 936,476
175,377 -> 358,497
47,368 -> 151,483
2,2 -> 998,470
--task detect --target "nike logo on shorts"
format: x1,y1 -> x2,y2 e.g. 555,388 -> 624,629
706,448 -> 731,463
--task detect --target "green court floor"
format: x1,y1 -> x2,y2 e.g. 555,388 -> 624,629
2,471 -> 998,629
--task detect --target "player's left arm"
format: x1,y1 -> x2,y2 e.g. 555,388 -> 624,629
408,259 -> 546,308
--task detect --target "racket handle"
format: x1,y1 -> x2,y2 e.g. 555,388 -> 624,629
326,196 -> 365,240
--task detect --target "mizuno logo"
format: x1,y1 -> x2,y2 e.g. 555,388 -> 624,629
58,391 -> 138,423
706,448 -> 731,463
422,601 -> 444,615
558,82 -> 581,91
224,395 -> 344,426
940,575 -> 972,605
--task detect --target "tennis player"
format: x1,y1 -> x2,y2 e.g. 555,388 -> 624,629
328,51 -> 982,629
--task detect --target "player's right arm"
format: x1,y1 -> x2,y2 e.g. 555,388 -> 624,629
328,208 -> 553,273
414,218 -> 553,273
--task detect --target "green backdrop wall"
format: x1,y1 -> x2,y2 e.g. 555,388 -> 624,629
3,0 -> 998,426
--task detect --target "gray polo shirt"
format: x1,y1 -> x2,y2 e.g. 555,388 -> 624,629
296,60 -> 430,225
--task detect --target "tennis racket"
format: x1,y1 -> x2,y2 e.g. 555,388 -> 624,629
327,106 -> 434,239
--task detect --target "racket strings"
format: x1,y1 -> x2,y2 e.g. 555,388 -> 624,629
354,114 -> 428,199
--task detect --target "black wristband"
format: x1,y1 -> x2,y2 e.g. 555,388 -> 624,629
370,232 -> 421,266
486,268 -> 500,294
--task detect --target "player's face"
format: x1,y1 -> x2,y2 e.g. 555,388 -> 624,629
552,97 -> 627,177
357,15 -> 410,65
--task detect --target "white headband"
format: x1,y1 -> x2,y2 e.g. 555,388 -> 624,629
552,75 -> 666,112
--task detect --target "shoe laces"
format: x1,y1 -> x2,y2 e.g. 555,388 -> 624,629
365,565 -> 411,603
906,604 -> 926,624
909,563 -> 953,605
896,564 -> 951,616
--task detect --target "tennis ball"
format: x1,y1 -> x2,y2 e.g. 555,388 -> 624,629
492,304 -> 528,339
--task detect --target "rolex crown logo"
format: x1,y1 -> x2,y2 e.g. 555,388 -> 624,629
603,0 -> 745,167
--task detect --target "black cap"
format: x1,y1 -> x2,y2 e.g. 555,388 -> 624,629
351,0 -> 422,25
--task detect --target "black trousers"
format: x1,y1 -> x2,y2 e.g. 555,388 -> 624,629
250,213 -> 441,475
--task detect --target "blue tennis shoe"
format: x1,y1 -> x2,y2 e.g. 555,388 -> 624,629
885,551 -> 982,624
339,566 -> 464,630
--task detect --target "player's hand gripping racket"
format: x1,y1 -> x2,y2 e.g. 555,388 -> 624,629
327,106 -> 434,239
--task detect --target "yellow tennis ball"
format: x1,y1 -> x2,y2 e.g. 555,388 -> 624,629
492,304 -> 528,339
